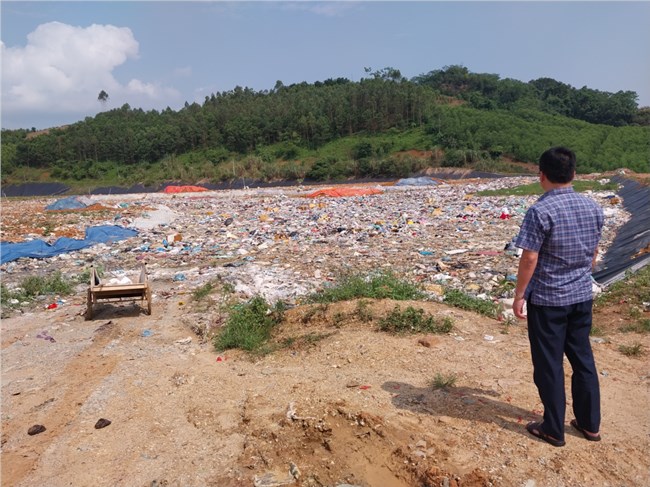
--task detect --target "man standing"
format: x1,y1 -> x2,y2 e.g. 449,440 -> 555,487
513,147 -> 604,447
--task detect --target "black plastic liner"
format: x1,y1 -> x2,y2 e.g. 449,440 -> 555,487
85,172 -> 508,195
90,184 -> 161,195
1,182 -> 69,197
3,170 -> 508,197
593,177 -> 650,286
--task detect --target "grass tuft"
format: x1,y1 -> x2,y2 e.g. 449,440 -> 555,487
213,296 -> 285,352
192,281 -> 214,301
624,319 -> 650,334
431,372 -> 457,389
74,265 -> 105,285
355,299 -> 374,322
378,305 -> 453,334
443,288 -> 499,318
306,271 -> 424,304
590,325 -> 605,337
20,271 -> 74,297
618,343 -> 644,357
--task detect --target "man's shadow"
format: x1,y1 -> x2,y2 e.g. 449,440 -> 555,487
382,381 -> 540,439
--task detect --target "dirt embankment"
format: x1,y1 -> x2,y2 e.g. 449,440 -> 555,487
2,290 -> 649,487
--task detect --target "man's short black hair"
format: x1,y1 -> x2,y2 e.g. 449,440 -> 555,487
539,147 -> 576,184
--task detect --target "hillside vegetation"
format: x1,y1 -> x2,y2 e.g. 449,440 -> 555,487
2,66 -> 649,188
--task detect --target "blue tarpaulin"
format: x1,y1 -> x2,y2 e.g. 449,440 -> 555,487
395,177 -> 442,186
45,196 -> 88,210
0,225 -> 138,265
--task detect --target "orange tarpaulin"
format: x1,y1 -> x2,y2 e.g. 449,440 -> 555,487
305,187 -> 383,198
163,185 -> 208,193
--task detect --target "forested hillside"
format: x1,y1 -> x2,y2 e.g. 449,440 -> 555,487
2,66 -> 649,187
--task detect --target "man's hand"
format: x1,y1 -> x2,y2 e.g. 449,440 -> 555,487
513,249 -> 538,320
513,296 -> 527,319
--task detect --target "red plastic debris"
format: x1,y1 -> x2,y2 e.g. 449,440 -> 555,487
47,303 -> 58,309
359,385 -> 371,390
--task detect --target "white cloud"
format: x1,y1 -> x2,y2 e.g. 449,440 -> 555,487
1,21 -> 180,127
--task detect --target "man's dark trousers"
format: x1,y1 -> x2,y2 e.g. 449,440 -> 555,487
527,300 -> 601,440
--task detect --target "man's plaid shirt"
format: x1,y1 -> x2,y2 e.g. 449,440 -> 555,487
515,187 -> 604,306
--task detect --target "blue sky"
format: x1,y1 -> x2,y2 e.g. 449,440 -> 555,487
2,1 -> 649,130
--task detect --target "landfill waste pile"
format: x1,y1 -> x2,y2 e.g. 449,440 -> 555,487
1,177 -> 628,311
3,175 -> 648,487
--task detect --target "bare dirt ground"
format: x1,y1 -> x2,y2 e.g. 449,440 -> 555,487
2,277 -> 649,487
1,178 -> 649,487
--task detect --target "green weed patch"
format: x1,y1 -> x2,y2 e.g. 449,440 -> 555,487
307,271 -> 425,304
443,288 -> 499,318
213,297 -> 286,352
378,305 -> 453,334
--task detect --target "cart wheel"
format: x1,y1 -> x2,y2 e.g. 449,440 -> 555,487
146,287 -> 152,315
85,289 -> 93,320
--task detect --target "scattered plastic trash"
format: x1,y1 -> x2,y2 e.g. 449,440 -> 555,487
0,176 -> 629,312
46,303 -> 58,310
141,329 -> 154,337
305,187 -> 383,198
107,276 -> 133,285
444,249 -> 468,255
36,331 -> 56,343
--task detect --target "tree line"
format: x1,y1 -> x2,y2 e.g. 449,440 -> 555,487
2,66 -> 649,182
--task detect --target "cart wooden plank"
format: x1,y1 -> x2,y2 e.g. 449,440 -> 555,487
85,265 -> 152,320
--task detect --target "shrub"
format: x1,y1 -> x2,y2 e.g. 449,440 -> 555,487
352,141 -> 373,160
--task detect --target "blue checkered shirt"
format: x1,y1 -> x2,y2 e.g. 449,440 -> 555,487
515,187 -> 604,306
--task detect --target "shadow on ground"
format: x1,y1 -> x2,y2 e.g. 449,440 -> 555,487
382,381 -> 541,440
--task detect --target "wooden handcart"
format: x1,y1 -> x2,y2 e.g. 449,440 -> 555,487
85,264 -> 152,320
